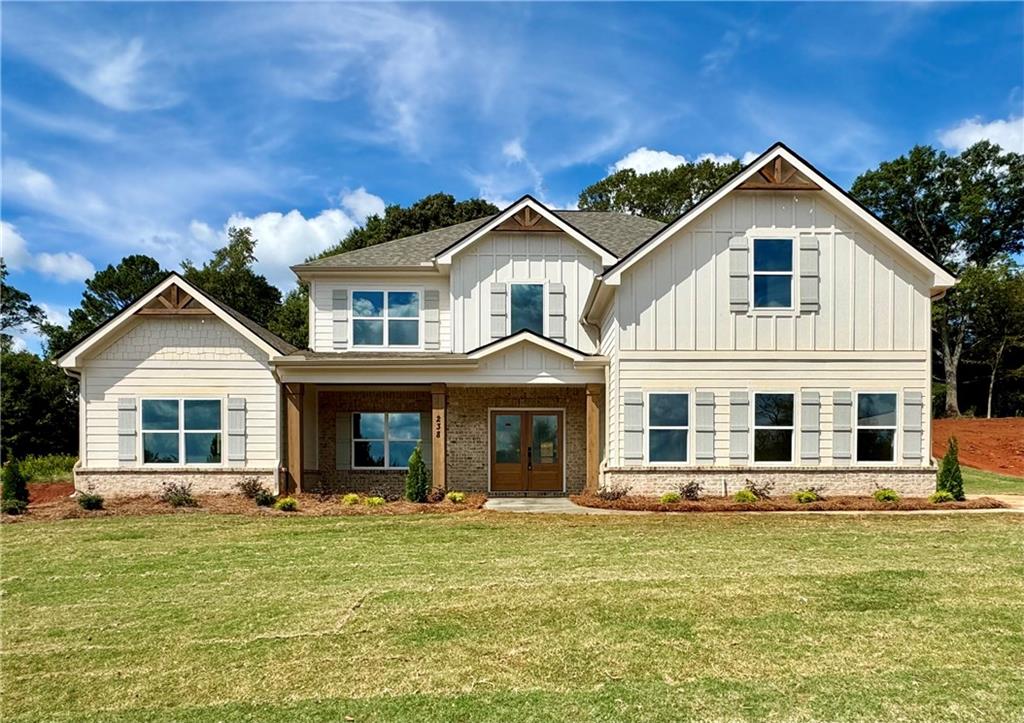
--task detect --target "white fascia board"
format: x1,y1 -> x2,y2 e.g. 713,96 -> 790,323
467,332 -> 588,363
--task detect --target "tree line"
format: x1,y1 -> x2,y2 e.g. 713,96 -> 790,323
2,142 -> 1021,459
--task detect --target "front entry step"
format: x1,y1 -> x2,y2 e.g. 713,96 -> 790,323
487,490 -> 569,498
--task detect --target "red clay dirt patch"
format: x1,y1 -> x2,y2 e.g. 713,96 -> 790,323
571,494 -> 1007,513
932,417 -> 1024,476
28,482 -> 75,504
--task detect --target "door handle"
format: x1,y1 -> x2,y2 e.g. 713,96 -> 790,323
527,446 -> 533,471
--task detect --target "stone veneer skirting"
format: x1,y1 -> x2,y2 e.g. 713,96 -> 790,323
74,467 -> 277,496
602,466 -> 937,498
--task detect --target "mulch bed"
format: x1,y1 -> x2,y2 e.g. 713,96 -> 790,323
28,482 -> 75,504
571,494 -> 1008,513
2,492 -> 486,523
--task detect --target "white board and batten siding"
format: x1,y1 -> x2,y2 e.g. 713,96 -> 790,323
80,317 -> 278,468
606,191 -> 932,469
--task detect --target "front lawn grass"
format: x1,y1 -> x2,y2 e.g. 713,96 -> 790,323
963,466 -> 1024,496
2,512 -> 1023,721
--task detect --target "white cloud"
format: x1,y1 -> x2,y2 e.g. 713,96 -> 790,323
339,188 -> 386,222
502,138 -> 527,163
611,147 -> 687,174
741,151 -> 760,165
38,303 -> 70,328
938,115 -> 1024,154
1,221 -> 95,283
695,152 -> 737,164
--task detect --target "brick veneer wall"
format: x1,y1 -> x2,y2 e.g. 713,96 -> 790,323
447,386 -> 588,494
75,467 -> 276,496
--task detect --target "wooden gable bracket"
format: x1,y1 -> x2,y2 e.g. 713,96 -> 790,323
495,206 -> 563,233
738,156 -> 821,191
135,283 -> 214,316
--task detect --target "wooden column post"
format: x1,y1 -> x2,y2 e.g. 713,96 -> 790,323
431,383 -> 447,491
284,383 -> 304,494
585,384 -> 603,492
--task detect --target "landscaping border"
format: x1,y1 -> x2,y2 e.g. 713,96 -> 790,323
570,494 -> 1008,513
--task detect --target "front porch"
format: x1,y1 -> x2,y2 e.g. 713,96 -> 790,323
280,383 -> 604,497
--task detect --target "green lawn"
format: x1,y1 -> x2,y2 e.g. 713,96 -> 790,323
2,512 -> 1023,722
963,466 -> 1024,496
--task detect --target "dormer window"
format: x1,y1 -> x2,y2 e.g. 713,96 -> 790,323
510,283 -> 544,335
752,238 -> 794,309
352,290 -> 420,347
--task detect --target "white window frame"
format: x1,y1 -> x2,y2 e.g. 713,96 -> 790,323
140,397 -> 223,467
854,391 -> 900,465
748,232 -> 797,314
350,288 -> 424,349
751,391 -> 796,465
508,281 -> 547,337
643,390 -> 692,465
351,412 -> 422,470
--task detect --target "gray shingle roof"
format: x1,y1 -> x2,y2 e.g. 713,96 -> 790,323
294,211 -> 665,270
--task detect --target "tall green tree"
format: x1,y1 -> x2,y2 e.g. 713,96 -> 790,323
577,157 -> 742,222
851,141 -> 1024,416
268,285 -> 311,350
182,226 -> 281,325
316,193 -> 497,259
43,255 -> 167,357
1,263 -> 46,352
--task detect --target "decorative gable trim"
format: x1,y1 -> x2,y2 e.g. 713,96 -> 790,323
434,195 -> 619,266
466,329 -> 594,364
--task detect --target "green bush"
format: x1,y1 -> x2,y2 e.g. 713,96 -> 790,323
445,491 -> 466,503
659,491 -> 682,503
873,488 -> 901,503
2,460 -> 29,507
404,444 -> 430,503
733,489 -> 758,503
254,489 -> 276,507
364,496 -> 386,507
1,498 -> 27,515
936,437 -> 965,501
342,493 -> 361,506
77,492 -> 104,510
929,490 -> 956,504
274,496 -> 298,512
18,454 -> 77,482
160,481 -> 198,508
792,489 -> 822,504
235,476 -> 266,499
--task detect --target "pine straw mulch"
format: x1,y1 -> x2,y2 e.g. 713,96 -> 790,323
570,494 -> 1009,513
1,492 -> 487,523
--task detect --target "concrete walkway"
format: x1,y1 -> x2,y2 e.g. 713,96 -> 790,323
483,497 -> 632,514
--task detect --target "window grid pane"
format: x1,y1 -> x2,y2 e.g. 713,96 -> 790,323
856,393 -> 897,462
647,393 -> 689,463
352,291 -> 420,346
510,284 -> 544,335
353,412 -> 422,469
753,393 -> 794,462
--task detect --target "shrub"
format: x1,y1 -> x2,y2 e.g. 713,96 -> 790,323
369,486 -> 402,502
235,476 -> 266,499
160,481 -> 198,508
77,492 -> 104,510
18,454 -> 77,482
427,487 -> 447,503
445,491 -> 466,503
873,488 -> 901,503
792,488 -> 823,504
677,480 -> 703,501
596,484 -> 630,501
743,479 -> 775,500
404,444 -> 430,503
929,490 -> 956,504
274,496 -> 298,512
660,491 -> 682,504
364,496 -> 386,507
733,489 -> 758,503
936,437 -> 965,501
2,460 -> 30,506
254,489 -> 276,507
342,493 -> 361,506
1,498 -> 27,515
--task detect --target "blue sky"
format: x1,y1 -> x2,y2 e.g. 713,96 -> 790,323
2,2 -> 1022,352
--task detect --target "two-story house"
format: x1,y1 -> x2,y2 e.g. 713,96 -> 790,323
58,143 -> 956,498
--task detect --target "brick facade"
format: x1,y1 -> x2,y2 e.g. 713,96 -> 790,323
75,467 -> 276,496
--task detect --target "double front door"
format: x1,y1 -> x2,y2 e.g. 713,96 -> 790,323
490,410 -> 563,492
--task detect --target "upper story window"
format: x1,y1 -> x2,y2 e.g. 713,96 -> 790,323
510,283 -> 544,335
752,239 -> 794,309
753,393 -> 794,462
856,393 -> 897,462
141,398 -> 221,465
352,291 -> 420,347
647,392 -> 689,463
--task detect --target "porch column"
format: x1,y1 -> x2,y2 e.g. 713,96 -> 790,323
585,384 -> 603,492
431,383 -> 447,491
284,383 -> 304,494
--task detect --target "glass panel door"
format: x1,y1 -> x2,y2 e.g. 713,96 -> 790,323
527,412 -> 562,491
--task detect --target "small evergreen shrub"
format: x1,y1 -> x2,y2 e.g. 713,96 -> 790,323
404,444 -> 430,503
596,484 -> 630,501
929,490 -> 955,504
77,492 -> 104,510
364,496 -> 386,507
677,480 -> 703,501
274,496 -> 298,512
743,479 -> 775,500
792,488 -> 823,504
2,460 -> 30,506
936,437 -> 966,501
235,476 -> 265,499
1,498 -> 27,515
342,493 -> 361,506
660,491 -> 682,504
254,489 -> 276,507
160,481 -> 198,508
445,491 -> 466,503
873,488 -> 901,503
733,489 -> 758,503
